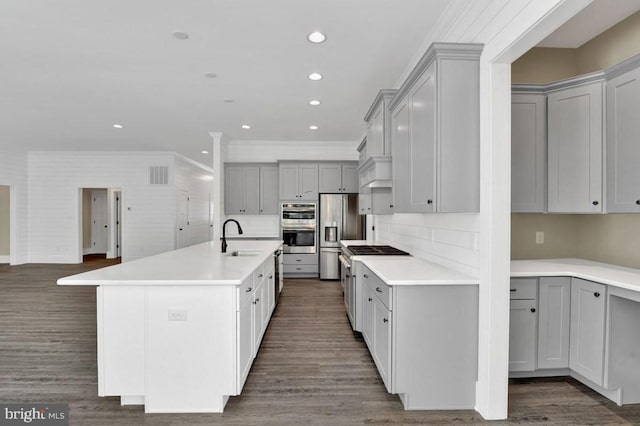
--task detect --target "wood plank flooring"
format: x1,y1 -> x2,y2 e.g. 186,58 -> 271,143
1,260 -> 640,425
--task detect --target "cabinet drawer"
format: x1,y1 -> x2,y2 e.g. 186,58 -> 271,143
237,275 -> 255,310
283,254 -> 317,265
284,264 -> 318,274
510,278 -> 537,300
362,265 -> 392,310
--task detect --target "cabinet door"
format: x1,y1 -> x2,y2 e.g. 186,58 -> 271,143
260,166 -> 279,214
299,164 -> 319,200
509,299 -> 537,372
537,277 -> 570,369
512,93 -> 546,212
547,82 -> 603,213
570,278 -> 606,385
358,192 -> 371,215
267,267 -> 275,316
362,286 -> 375,352
391,98 -> 410,212
367,103 -> 384,157
279,164 -> 299,200
408,63 -> 436,213
318,164 -> 342,193
242,167 -> 260,214
341,164 -> 359,193
607,67 -> 640,212
253,282 -> 265,356
373,298 -> 392,392
371,188 -> 393,215
225,166 -> 245,214
237,299 -> 253,393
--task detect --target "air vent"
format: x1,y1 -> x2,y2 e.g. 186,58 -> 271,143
149,166 -> 169,185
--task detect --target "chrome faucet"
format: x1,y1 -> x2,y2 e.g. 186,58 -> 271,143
221,219 -> 243,253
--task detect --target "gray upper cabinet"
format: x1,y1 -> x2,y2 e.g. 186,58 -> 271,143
260,165 -> 279,214
225,164 -> 278,215
547,81 -> 604,213
364,90 -> 397,159
279,163 -> 318,200
389,43 -> 482,214
607,64 -> 640,212
319,163 -> 359,193
511,93 -> 546,212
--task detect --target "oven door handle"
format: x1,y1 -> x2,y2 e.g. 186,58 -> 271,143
338,255 -> 351,269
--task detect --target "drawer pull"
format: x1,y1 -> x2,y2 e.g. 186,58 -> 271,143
345,274 -> 350,278
296,267 -> 302,271
594,292 -> 601,298
246,287 -> 252,292
510,289 -> 517,292
530,308 -> 536,313
376,287 -> 382,293
296,259 -> 302,262
636,200 -> 640,205
592,201 -> 599,206
383,318 -> 388,323
363,274 -> 369,278
269,275 -> 273,279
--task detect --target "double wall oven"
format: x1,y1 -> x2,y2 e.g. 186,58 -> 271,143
281,203 -> 316,254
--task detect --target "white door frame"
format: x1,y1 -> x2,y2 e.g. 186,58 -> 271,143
77,186 -> 124,263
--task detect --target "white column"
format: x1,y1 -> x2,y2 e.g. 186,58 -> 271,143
209,132 -> 225,245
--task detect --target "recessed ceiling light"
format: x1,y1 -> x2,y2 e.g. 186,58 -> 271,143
309,100 -> 321,106
201,150 -> 209,154
204,72 -> 217,79
112,124 -> 123,129
242,124 -> 251,129
308,73 -> 323,81
309,125 -> 319,130
307,31 -> 326,43
173,31 -> 189,40
223,99 -> 234,103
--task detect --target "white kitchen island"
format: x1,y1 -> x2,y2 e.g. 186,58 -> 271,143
58,240 -> 283,413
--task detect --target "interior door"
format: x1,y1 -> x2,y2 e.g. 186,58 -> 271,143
114,191 -> 122,258
91,190 -> 108,253
177,190 -> 190,249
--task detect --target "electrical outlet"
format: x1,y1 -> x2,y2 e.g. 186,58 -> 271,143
168,309 -> 188,321
535,231 -> 544,244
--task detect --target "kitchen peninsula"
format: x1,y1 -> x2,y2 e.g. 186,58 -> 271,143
57,240 -> 283,413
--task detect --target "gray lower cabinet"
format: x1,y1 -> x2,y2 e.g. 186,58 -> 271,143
390,43 -> 481,213
509,278 -> 538,372
570,278 -> 607,386
607,65 -> 640,212
537,277 -> 571,369
511,93 -> 546,212
283,253 -> 317,275
279,163 -> 318,200
547,82 -> 603,213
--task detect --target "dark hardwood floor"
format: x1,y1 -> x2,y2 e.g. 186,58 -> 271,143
1,260 -> 639,425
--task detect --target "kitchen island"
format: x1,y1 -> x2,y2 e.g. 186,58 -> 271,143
58,240 -> 283,413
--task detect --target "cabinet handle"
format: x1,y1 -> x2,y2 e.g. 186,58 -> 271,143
258,273 -> 263,278
363,274 -> 369,278
510,288 -> 516,292
594,292 -> 601,298
592,201 -> 599,206
389,204 -> 394,208
368,297 -> 372,302
530,308 -> 536,313
260,209 -> 263,212
246,287 -> 252,292
256,298 -> 260,303
346,274 -> 350,278
376,287 -> 382,293
636,200 -> 640,205
383,318 -> 388,323
296,267 -> 302,271
296,259 -> 302,262
427,199 -> 433,204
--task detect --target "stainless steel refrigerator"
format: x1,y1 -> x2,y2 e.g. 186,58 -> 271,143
319,193 -> 364,280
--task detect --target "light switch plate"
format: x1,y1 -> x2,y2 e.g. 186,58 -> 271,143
535,231 -> 544,244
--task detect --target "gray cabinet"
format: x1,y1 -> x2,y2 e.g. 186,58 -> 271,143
359,188 -> 393,215
318,163 -> 358,193
547,82 -> 603,213
279,163 -> 318,200
511,93 -> 546,212
260,166 -> 279,214
537,277 -> 570,369
364,90 -> 398,160
225,164 -> 278,215
570,278 -> 606,386
390,43 -> 481,213
225,165 -> 260,214
509,278 -> 537,372
607,65 -> 640,212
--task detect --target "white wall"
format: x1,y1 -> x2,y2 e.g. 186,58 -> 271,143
174,155 -> 214,246
0,150 -> 28,264
27,151 -> 176,263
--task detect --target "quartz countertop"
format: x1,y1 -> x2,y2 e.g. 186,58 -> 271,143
511,258 -> 640,293
57,240 -> 283,286
341,240 -> 479,286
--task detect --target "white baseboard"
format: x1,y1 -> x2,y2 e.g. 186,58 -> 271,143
0,255 -> 9,264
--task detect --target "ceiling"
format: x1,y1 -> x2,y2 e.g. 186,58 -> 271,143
0,0 -> 451,167
4,1 -> 640,169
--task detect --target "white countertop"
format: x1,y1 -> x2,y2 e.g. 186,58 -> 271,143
57,240 -> 283,286
511,258 -> 640,293
341,240 -> 479,286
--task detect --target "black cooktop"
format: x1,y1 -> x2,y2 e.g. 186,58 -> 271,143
346,245 -> 411,256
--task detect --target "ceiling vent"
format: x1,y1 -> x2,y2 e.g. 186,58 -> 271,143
149,166 -> 169,185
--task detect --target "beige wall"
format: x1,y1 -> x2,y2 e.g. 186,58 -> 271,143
511,12 -> 640,269
0,186 -> 9,256
82,189 -> 92,250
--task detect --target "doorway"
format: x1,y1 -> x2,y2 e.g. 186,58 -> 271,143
81,188 -> 122,263
176,190 -> 190,249
0,185 -> 9,264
